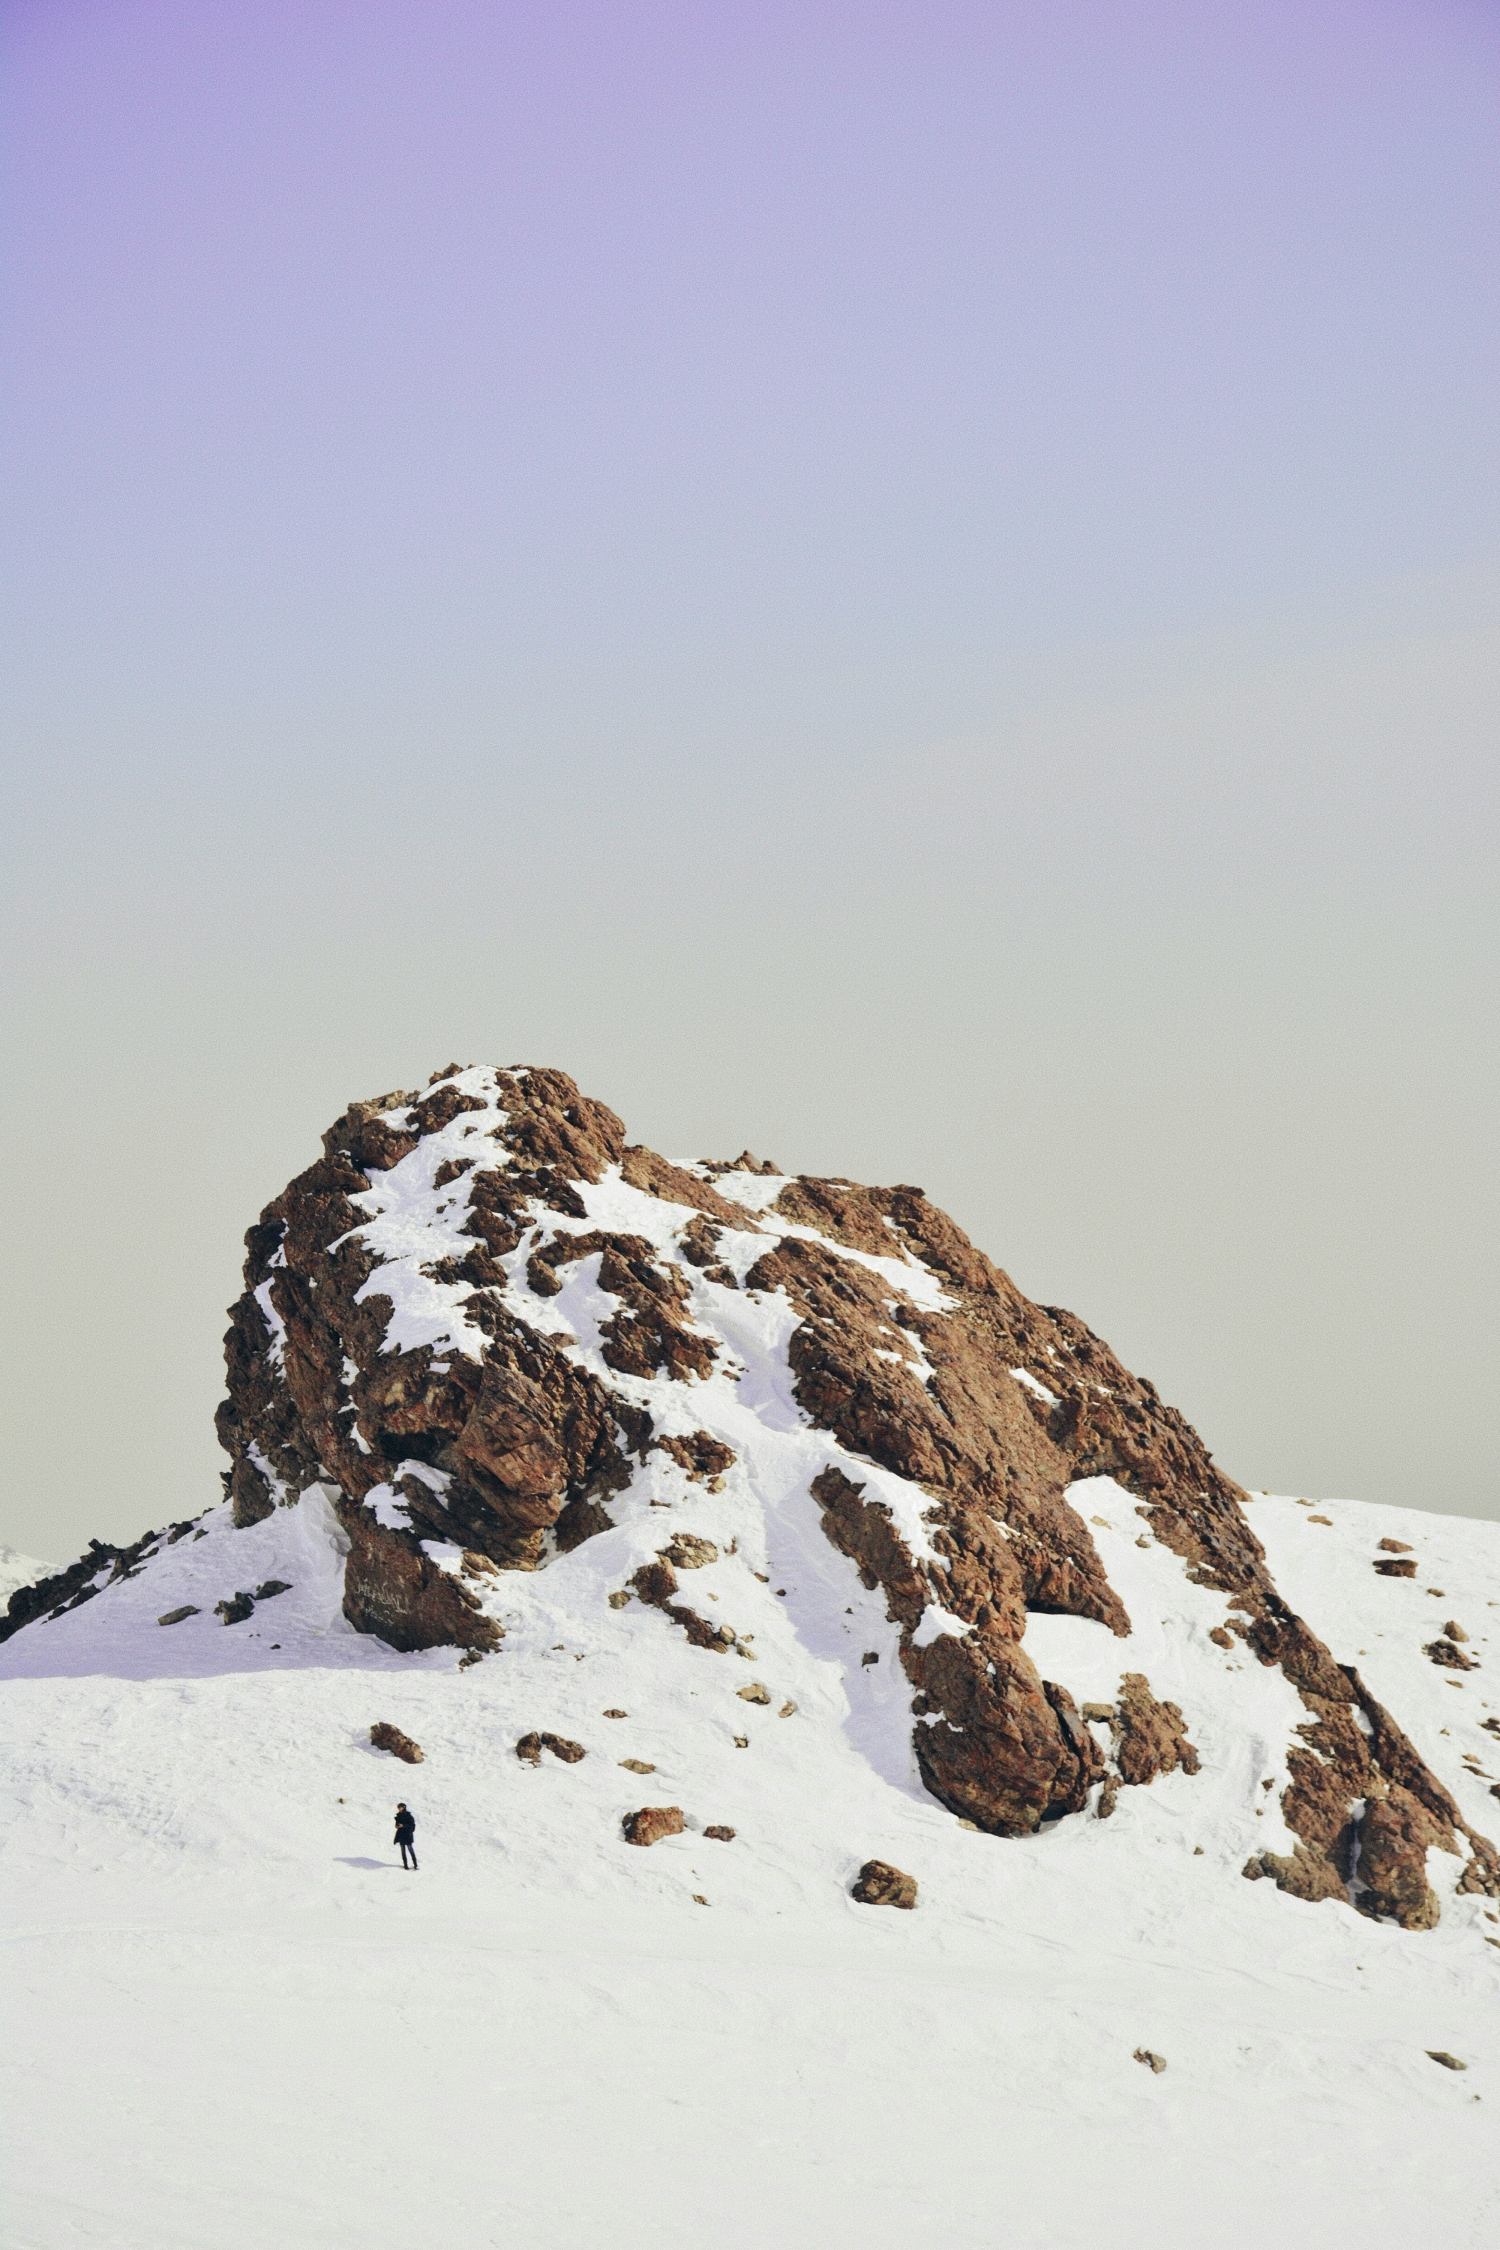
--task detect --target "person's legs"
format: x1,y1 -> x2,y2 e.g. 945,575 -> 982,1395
400,1841 -> 418,1868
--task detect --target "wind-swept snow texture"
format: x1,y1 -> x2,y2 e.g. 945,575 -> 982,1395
3,1065 -> 1498,2249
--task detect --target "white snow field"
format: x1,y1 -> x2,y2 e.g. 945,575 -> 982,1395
3,1474 -> 1497,2250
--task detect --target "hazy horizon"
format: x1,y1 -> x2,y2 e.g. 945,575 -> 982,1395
3,0 -> 1496,1561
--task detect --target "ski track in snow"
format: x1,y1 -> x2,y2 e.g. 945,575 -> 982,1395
3,1073 -> 1497,2246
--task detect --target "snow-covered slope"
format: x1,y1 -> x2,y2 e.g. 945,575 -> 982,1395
3,1065 -> 1497,2248
3,1480 -> 1497,2249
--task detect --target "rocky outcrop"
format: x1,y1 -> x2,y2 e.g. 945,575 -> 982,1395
2,1521 -> 202,1643
184,1065 -> 1489,1924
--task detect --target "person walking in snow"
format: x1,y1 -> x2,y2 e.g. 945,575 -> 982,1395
394,1802 -> 418,1871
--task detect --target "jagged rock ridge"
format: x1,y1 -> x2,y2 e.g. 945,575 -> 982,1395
12,1063 -> 1498,1929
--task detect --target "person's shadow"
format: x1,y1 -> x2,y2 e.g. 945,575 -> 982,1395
334,1855 -> 392,1870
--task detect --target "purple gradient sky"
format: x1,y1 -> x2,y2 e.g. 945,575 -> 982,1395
7,2 -> 1497,691
3,1 -> 1498,1551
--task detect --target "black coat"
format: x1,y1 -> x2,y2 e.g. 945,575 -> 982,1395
394,1812 -> 416,1843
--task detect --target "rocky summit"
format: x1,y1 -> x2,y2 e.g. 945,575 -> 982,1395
13,1061 -> 1493,1933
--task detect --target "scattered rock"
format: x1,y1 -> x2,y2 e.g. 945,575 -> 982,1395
1306,1515 -> 1332,1526
607,1590 -> 632,1609
457,1650 -> 485,1670
1426,1639 -> 1478,1672
254,1580 -> 292,1600
704,1825 -> 736,1842
517,1731 -> 586,1765
649,1431 -> 736,1490
1427,2051 -> 1467,2071
622,1805 -> 684,1846
603,1709 -> 628,1718
1208,1627 -> 1233,1649
214,1592 -> 255,1625
1097,1776 -> 1121,1819
1378,1539 -> 1413,1554
692,1893 -> 709,1905
1375,1558 -> 1417,1578
852,1859 -> 917,1909
1445,1622 -> 1469,1643
630,1560 -> 735,1651
156,1605 -> 200,1627
733,1735 -> 749,1748
737,1682 -> 771,1705
662,1533 -> 718,1570
370,1722 -> 424,1764
1081,1703 -> 1114,1723
1134,2049 -> 1167,2074
861,1650 -> 879,1666
619,1759 -> 656,1774
779,1701 -> 796,1717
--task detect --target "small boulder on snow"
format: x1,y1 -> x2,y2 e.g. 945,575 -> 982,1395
1425,1639 -> 1477,1671
157,1605 -> 200,1627
662,1533 -> 718,1570
214,1593 -> 255,1625
370,1723 -> 424,1764
517,1732 -> 586,1766
623,1806 -> 684,1847
851,1859 -> 917,1909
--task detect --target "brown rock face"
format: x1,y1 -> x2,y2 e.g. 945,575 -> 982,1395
852,1859 -> 918,1909
195,1064 -> 1497,1929
215,1069 -> 653,1644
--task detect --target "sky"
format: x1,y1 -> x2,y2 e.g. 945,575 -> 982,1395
2,0 -> 1497,1561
